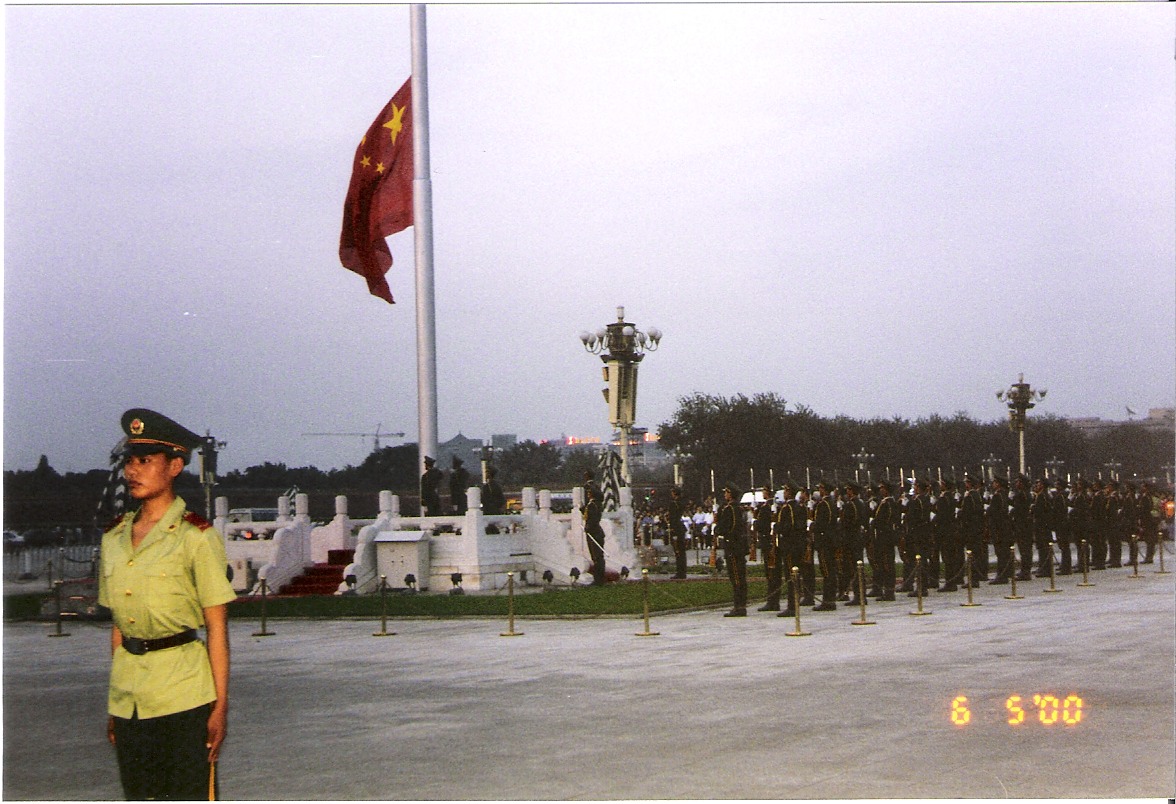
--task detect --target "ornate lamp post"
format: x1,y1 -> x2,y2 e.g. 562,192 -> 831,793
996,373 -> 1047,477
852,447 -> 875,483
1043,456 -> 1065,480
579,306 -> 662,485
981,453 -> 1004,483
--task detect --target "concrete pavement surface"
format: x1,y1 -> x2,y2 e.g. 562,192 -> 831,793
3,564 -> 1174,801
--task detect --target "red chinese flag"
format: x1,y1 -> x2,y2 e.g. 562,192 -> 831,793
339,78 -> 413,304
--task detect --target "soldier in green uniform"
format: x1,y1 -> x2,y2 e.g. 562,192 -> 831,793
99,409 -> 237,800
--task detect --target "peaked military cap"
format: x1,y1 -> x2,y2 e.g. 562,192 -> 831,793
121,408 -> 202,462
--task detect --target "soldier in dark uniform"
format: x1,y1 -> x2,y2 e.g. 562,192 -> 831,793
837,483 -> 864,602
796,486 -> 816,606
714,485 -> 748,617
1050,479 -> 1073,574
667,486 -> 688,580
775,483 -> 809,617
1010,475 -> 1033,581
1030,478 -> 1054,577
905,479 -> 934,596
1121,483 -> 1139,566
810,480 -> 840,610
934,479 -> 962,592
1138,482 -> 1158,564
987,476 -> 1014,583
1089,480 -> 1110,570
871,481 -> 900,600
959,476 -> 986,584
582,484 -> 607,585
1103,481 -> 1123,568
420,456 -> 442,516
1070,478 -> 1092,573
449,457 -> 470,515
754,486 -> 781,611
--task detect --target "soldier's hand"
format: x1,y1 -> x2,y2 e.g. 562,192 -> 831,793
107,716 -> 116,746
207,707 -> 228,763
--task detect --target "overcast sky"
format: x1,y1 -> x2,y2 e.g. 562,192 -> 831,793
4,3 -> 1174,475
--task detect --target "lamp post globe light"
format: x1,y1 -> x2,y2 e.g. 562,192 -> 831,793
981,453 -> 1005,483
579,306 -> 662,485
852,447 -> 875,483
996,373 -> 1047,477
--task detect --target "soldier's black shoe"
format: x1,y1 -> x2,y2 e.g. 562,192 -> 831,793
989,577 -> 1009,585
1057,569 -> 1072,576
971,579 -> 983,587
723,608 -> 747,617
907,589 -> 921,597
1141,559 -> 1154,565
867,588 -> 882,598
836,593 -> 850,602
778,608 -> 796,617
757,603 -> 780,612
880,592 -> 896,601
799,597 -> 815,607
846,598 -> 864,607
1015,574 -> 1032,582
1108,562 -> 1122,568
938,584 -> 958,592
813,602 -> 837,611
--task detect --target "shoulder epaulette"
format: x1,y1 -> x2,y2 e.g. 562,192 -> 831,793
183,511 -> 213,531
104,512 -> 128,532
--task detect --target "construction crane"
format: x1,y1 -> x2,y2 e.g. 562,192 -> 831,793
303,424 -> 405,454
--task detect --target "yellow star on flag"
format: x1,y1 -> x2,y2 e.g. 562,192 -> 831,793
383,102 -> 407,146
360,155 -> 371,168
376,162 -> 386,174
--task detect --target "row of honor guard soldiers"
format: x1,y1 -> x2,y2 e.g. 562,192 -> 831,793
714,474 -> 1167,618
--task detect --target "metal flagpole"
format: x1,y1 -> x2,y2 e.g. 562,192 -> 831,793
411,4 -> 439,474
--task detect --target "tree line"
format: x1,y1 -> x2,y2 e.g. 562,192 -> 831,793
5,395 -> 1171,529
656,392 -> 1172,493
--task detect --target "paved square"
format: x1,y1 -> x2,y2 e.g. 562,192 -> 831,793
4,565 -> 1173,800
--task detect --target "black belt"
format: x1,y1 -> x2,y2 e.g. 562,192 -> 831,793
121,629 -> 198,656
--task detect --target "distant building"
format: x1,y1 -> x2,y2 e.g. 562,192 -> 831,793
1067,408 -> 1175,437
436,433 -> 484,471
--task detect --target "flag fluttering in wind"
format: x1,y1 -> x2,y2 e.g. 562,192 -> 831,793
339,78 -> 413,304
94,437 -> 128,528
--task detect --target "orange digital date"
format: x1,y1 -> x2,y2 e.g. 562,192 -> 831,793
950,694 -> 1084,726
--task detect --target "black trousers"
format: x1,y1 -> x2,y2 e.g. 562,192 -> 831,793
872,531 -> 898,594
758,535 -> 783,607
777,536 -> 807,609
113,703 -> 212,801
724,548 -> 748,610
671,529 -> 688,579
586,528 -> 606,585
813,536 -> 839,604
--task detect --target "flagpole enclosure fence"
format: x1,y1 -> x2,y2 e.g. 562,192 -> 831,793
219,485 -> 643,597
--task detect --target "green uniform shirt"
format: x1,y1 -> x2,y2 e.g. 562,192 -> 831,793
98,496 -> 236,719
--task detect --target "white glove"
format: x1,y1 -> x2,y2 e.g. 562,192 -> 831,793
930,512 -> 937,522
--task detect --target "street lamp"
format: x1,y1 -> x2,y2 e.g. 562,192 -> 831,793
852,447 -> 875,483
1043,456 -> 1065,480
981,452 -> 1004,482
996,373 -> 1047,476
579,306 -> 662,485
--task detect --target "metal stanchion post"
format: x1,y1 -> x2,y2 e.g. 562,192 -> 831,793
634,568 -> 660,637
48,579 -> 71,638
785,567 -> 811,637
500,572 -> 524,637
1005,548 -> 1023,600
374,575 -> 396,636
1157,532 -> 1171,575
46,560 -> 54,592
961,549 -> 981,607
1128,537 -> 1143,580
851,560 -> 876,626
1043,545 -> 1062,594
251,578 -> 276,637
909,555 -> 931,616
1077,539 -> 1095,587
